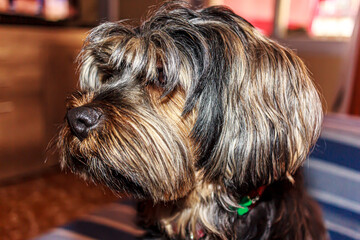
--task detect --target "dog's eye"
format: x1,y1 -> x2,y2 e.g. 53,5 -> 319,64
152,66 -> 167,86
157,68 -> 166,86
101,68 -> 121,84
145,67 -> 166,87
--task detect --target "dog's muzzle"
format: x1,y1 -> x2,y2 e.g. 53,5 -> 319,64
67,106 -> 102,141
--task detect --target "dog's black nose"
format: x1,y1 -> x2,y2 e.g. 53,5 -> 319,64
67,107 -> 102,140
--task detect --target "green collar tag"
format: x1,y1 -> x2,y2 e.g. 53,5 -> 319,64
236,196 -> 253,216
233,186 -> 266,216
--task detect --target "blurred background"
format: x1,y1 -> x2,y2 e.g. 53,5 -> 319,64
0,0 -> 359,239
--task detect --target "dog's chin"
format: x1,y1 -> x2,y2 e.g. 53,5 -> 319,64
62,153 -> 194,202
64,156 -> 151,199
98,169 -> 151,199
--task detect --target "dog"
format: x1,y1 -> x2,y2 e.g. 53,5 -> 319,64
57,2 -> 327,239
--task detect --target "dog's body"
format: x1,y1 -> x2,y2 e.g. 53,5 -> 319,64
58,2 -> 327,239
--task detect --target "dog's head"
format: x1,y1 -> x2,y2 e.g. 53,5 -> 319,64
58,2 -> 323,202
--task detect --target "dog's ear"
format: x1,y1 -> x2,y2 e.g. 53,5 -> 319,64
189,7 -> 323,192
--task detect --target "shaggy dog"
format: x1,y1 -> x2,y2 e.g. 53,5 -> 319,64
58,2 -> 327,239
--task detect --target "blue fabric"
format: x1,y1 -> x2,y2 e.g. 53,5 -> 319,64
306,116 -> 360,240
311,139 -> 360,171
329,231 -> 356,240
62,220 -> 138,240
320,200 -> 360,223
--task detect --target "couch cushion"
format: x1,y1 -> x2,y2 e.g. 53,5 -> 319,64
306,114 -> 360,240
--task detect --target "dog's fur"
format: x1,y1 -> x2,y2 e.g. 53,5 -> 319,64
57,2 -> 327,239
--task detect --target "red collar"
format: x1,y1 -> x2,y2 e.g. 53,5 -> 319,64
249,185 -> 267,200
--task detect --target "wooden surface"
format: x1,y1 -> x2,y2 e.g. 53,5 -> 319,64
0,26 -> 88,181
0,169 -> 117,240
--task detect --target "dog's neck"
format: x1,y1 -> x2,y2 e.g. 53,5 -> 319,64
139,181 -> 266,239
